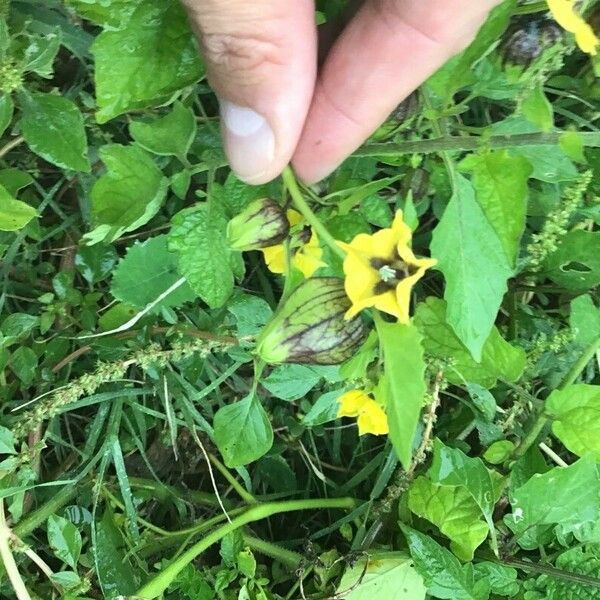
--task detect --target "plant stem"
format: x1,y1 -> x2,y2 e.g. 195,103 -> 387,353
243,535 -> 303,569
0,135 -> 25,160
208,452 -> 257,505
513,335 -> 600,459
0,501 -> 32,600
355,131 -> 600,158
134,497 -> 355,599
282,167 -> 346,260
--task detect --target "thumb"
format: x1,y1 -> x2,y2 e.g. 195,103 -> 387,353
182,0 -> 316,184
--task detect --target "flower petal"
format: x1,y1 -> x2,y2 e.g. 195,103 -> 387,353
338,390 -> 370,418
262,245 -> 286,274
373,290 -> 404,320
357,400 -> 389,436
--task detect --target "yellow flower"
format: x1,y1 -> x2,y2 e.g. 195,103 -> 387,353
546,0 -> 599,55
337,390 -> 389,436
338,211 -> 436,323
261,210 -> 325,278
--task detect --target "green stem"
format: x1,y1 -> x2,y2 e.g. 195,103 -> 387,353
243,535 -> 303,569
354,131 -> 600,158
208,453 -> 257,505
0,502 -> 32,600
282,167 -> 346,260
134,497 -> 355,599
513,336 -> 600,459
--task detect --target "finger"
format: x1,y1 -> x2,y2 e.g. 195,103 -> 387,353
293,0 -> 502,183
182,0 -> 316,184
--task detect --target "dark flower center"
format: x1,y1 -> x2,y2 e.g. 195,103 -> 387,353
370,256 -> 419,295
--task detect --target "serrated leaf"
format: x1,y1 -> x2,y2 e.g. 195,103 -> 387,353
84,144 -> 168,245
431,174 -> 513,360
130,101 -> 196,158
377,321 -> 426,470
472,563 -> 519,597
546,385 -> 600,460
168,203 -> 236,308
401,525 -> 490,600
460,151 -> 531,265
213,395 -> 273,467
337,552 -> 426,600
47,514 -> 82,569
111,235 -> 194,311
93,0 -> 204,123
20,93 -> 90,172
0,183 -> 37,232
408,476 -> 489,561
414,298 -> 526,389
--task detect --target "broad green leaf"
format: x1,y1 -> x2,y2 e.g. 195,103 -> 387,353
428,440 -> 501,552
10,346 -> 38,385
408,476 -> 489,561
337,552 -> 426,600
303,389 -> 344,427
93,0 -> 204,123
377,321 -> 426,470
431,174 -> 513,360
23,29 -> 62,77
262,365 -> 322,401
168,203 -> 237,308
0,169 -> 34,196
0,95 -> 13,137
227,295 -> 272,338
505,456 -> 600,542
401,525 -> 490,600
414,298 -> 526,389
111,235 -> 195,311
544,548 -> 600,600
20,93 -> 90,172
570,294 -> 600,347
521,84 -> 554,132
0,425 -> 16,455
129,101 -> 196,158
546,385 -> 600,460
84,144 -> 168,244
213,395 -> 273,467
47,514 -> 82,569
66,0 -> 137,28
75,244 -> 118,285
0,183 -> 37,232
544,230 -> 600,293
460,151 -> 532,265
472,563 -> 519,597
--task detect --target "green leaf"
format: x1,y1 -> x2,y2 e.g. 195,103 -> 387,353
0,95 -> 13,137
130,101 -> 196,158
337,552 -> 426,600
216,173 -> 275,219
544,230 -> 600,293
227,294 -> 272,338
505,456 -> 600,541
428,440 -> 501,553
0,183 -> 37,232
93,0 -> 204,123
0,168 -> 34,196
237,548 -> 257,579
570,294 -> 600,347
262,365 -> 322,401
10,346 -> 38,385
303,389 -> 344,427
377,321 -> 426,470
213,395 -> 273,467
66,0 -> 137,28
431,174 -> 513,361
521,84 -> 554,132
47,514 -> 82,569
84,144 -> 168,244
75,245 -> 118,285
472,563 -> 519,597
168,203 -> 237,308
111,235 -> 195,311
20,93 -> 90,172
460,151 -> 532,265
23,29 -> 62,77
401,525 -> 490,600
546,385 -> 600,460
414,298 -> 526,389
0,425 -> 16,455
408,476 -> 489,561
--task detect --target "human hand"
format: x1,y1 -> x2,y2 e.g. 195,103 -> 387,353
182,0 -> 503,184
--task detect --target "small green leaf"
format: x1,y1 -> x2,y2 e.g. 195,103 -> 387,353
559,131 -> 586,162
472,563 -> 519,597
130,101 -> 197,158
303,389 -> 344,427
414,298 -> 526,389
0,95 -> 13,137
570,294 -> 600,347
47,514 -> 82,569
20,93 -> 90,172
168,203 -> 237,308
460,151 -> 532,265
0,168 -> 34,196
262,365 -> 322,401
10,346 -> 38,385
24,29 -> 62,77
546,385 -> 600,460
431,174 -> 513,360
237,548 -> 257,579
75,244 -> 118,285
0,183 -> 37,232
227,294 -> 272,338
84,144 -> 168,244
0,426 -> 16,455
93,0 -> 204,123
521,84 -> 554,132
337,552 -> 426,600
377,321 -> 426,470
111,235 -> 195,311
213,395 -> 274,468
483,441 -> 515,465
408,476 -> 489,561
401,525 -> 490,600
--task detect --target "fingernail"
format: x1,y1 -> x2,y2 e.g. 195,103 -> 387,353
219,99 -> 275,184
